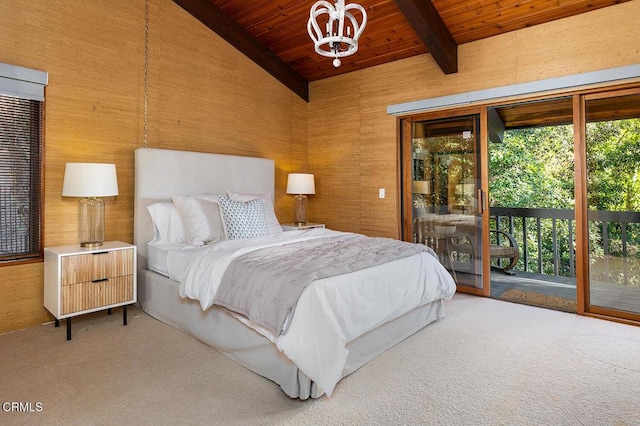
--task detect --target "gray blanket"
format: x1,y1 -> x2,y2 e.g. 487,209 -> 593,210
213,234 -> 433,336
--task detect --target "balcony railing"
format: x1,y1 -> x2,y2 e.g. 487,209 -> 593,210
490,207 -> 640,285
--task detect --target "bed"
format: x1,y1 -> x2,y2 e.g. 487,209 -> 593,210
134,147 -> 456,399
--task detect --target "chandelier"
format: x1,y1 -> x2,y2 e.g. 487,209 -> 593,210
307,0 -> 368,68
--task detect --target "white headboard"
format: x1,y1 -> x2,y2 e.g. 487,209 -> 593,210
134,148 -> 275,270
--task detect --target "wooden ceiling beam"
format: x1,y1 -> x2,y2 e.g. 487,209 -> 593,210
393,0 -> 458,74
173,0 -> 309,102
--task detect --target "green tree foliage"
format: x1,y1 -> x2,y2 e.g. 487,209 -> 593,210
587,119 -> 640,211
489,117 -> 640,284
489,125 -> 574,209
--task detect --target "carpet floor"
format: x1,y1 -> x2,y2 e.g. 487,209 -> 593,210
1,294 -> 639,425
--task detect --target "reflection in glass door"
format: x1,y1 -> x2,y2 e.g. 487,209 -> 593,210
407,114 -> 483,290
585,91 -> 640,318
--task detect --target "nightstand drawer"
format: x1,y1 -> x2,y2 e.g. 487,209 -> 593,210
62,276 -> 134,315
61,248 -> 134,285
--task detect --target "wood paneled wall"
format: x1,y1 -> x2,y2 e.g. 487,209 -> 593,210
1,0 -> 639,334
308,0 -> 640,238
0,0 -> 307,334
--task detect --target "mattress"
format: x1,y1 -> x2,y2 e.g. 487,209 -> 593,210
147,243 -> 181,277
147,243 -> 200,281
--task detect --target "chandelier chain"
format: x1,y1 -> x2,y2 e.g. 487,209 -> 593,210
143,0 -> 149,148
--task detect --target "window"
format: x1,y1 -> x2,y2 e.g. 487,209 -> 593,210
0,96 -> 43,262
0,63 -> 47,263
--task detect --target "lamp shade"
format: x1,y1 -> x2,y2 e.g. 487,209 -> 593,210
62,163 -> 119,197
412,180 -> 430,194
286,173 -> 315,195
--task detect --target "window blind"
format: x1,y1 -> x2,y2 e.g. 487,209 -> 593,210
0,63 -> 48,101
0,95 -> 43,261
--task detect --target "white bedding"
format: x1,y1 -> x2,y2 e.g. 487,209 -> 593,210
174,227 -> 456,396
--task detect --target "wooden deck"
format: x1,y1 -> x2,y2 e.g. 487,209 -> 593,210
491,271 -> 576,300
489,270 -> 640,314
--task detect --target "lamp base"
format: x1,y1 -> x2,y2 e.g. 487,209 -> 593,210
293,194 -> 308,226
78,197 -> 105,248
80,241 -> 103,248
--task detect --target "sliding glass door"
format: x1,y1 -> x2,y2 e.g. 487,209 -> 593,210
584,89 -> 640,320
398,84 -> 640,323
401,112 -> 486,293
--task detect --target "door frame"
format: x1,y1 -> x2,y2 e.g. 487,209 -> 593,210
398,106 -> 490,296
576,87 -> 640,324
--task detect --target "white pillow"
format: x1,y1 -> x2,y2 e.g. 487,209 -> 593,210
217,195 -> 269,240
171,194 -> 226,247
146,203 -> 186,245
227,191 -> 282,235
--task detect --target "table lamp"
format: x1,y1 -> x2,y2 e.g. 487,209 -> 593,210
62,163 -> 119,247
286,173 -> 315,225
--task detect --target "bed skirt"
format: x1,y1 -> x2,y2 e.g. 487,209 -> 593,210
138,268 -> 446,399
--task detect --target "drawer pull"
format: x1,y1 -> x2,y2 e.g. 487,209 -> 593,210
92,278 -> 108,283
92,251 -> 109,255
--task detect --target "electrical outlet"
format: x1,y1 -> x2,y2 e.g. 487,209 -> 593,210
379,188 -> 385,199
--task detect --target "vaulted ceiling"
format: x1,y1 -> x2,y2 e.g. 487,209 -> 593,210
173,0 -> 628,101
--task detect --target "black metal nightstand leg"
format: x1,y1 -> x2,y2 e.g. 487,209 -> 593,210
123,305 -> 128,326
55,318 -> 59,327
66,318 -> 71,341
107,308 -> 112,315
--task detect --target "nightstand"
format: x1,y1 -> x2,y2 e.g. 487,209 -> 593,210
281,223 -> 325,231
44,241 -> 137,340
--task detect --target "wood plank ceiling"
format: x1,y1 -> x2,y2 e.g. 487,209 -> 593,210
174,0 -> 629,101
